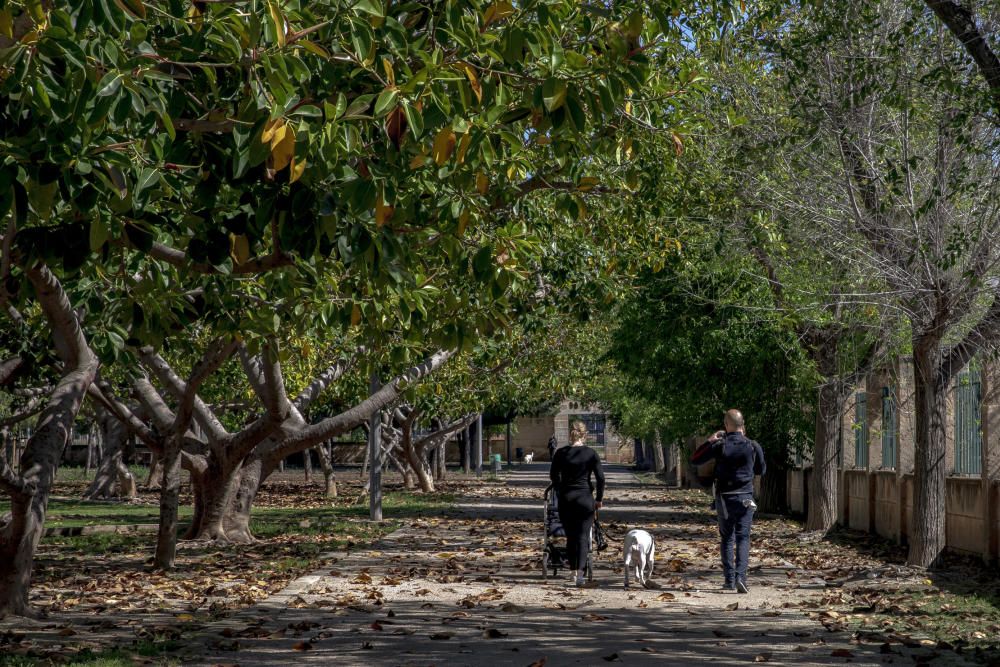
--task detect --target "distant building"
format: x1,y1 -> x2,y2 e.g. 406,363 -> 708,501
507,400 -> 631,463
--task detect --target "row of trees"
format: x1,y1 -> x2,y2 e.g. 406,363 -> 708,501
0,0 -> 740,617
603,0 -> 1000,569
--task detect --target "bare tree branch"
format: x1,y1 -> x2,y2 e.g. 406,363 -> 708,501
293,350 -> 364,413
925,1 -> 1000,111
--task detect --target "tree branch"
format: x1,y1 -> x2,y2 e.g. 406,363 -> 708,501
0,456 -> 33,500
293,350 -> 364,413
925,1 -> 1000,111
134,239 -> 294,275
939,283 -> 1000,379
86,383 -> 162,453
0,356 -> 25,386
270,349 -> 455,460
414,413 -> 477,457
139,346 -> 230,442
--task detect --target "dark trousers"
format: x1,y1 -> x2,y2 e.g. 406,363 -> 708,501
558,490 -> 594,571
717,493 -> 754,585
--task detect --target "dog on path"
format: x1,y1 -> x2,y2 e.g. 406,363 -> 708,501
623,529 -> 655,588
523,452 -> 534,464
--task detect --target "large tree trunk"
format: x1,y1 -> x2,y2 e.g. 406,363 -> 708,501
403,442 -> 435,493
224,455 -> 267,544
154,439 -> 182,569
84,410 -> 128,500
144,455 -> 163,490
316,443 -> 337,497
651,430 -> 666,473
186,456 -> 242,542
0,263 -> 99,617
435,441 -> 446,480
909,341 -> 949,568
806,380 -> 842,532
461,429 -> 470,474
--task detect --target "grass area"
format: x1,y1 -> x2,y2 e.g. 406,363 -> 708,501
18,499 -> 191,529
0,641 -> 180,667
52,465 -> 151,484
6,485 -> 455,665
844,579 -> 1000,653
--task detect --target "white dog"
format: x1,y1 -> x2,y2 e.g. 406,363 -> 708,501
623,529 -> 655,589
523,452 -> 534,464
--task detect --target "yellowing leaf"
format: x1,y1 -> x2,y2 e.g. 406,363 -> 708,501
113,0 -> 146,20
175,613 -> 195,622
476,172 -> 489,195
432,128 -> 456,165
382,56 -> 396,86
455,132 -> 472,165
671,131 -> 684,156
290,156 -> 306,183
375,196 -> 393,227
410,152 -> 428,169
232,234 -> 250,264
483,0 -> 515,26
351,304 -> 362,326
462,64 -> 482,103
578,177 -> 599,192
261,118 -> 282,144
268,0 -> 286,48
456,210 -> 470,237
299,40 -> 330,59
270,125 -> 295,172
0,11 -> 13,39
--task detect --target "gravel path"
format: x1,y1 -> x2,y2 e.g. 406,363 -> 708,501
192,465 -> 968,666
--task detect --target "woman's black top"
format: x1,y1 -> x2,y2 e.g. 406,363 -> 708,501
550,445 -> 605,501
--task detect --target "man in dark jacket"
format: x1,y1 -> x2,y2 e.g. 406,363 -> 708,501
690,409 -> 766,593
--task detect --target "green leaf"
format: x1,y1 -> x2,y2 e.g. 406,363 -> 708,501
353,0 -> 384,17
542,78 -> 567,112
134,167 -> 159,196
89,219 -> 110,251
96,72 -> 123,97
374,88 -> 399,117
402,101 -> 424,139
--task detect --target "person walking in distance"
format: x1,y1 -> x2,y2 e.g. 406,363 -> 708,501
690,409 -> 765,593
550,421 -> 605,587
547,433 -> 558,460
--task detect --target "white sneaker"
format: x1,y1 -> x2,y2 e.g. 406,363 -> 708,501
575,575 -> 585,587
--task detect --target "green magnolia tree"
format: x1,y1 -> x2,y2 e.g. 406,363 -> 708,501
1,0 -> 739,614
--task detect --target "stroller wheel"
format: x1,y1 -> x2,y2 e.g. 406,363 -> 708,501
542,552 -> 549,580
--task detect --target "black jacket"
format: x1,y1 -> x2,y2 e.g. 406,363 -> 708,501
550,445 -> 605,501
691,431 -> 765,495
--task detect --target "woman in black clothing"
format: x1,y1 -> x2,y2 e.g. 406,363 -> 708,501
550,421 -> 606,586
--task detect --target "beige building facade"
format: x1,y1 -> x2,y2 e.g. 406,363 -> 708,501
508,400 -> 632,463
787,355 -> 1000,561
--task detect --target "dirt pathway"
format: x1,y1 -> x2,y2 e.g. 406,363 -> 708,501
193,465 -> 969,666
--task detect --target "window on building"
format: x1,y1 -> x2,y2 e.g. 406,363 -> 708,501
955,364 -> 982,475
881,387 -> 897,470
854,392 -> 868,469
569,414 -> 606,447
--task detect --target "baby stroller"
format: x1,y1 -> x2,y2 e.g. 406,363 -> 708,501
542,484 -> 593,582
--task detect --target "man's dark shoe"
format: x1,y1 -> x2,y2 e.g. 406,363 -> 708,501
722,581 -> 736,592
735,579 -> 749,594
